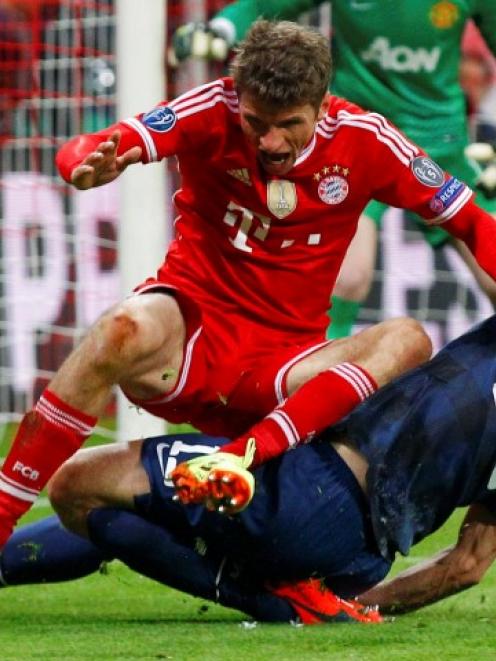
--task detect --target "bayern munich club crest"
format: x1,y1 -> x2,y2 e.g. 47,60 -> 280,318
318,175 -> 349,205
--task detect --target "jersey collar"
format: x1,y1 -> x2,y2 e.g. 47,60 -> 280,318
293,132 -> 318,169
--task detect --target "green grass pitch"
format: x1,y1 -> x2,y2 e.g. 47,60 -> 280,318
1,429 -> 496,659
1,505 -> 496,660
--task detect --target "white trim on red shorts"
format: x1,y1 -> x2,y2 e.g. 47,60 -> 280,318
158,326 -> 203,403
273,339 -> 332,405
130,283 -> 203,406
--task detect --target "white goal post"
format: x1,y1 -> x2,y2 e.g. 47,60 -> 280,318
115,0 -> 168,441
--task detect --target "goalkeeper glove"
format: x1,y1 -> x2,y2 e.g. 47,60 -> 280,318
169,18 -> 235,67
465,141 -> 496,200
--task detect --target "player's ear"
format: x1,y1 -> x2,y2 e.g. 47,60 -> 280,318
317,93 -> 330,121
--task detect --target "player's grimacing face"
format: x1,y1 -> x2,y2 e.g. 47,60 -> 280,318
238,92 -> 329,176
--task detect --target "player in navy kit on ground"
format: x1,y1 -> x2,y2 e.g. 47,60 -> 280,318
3,316 -> 496,621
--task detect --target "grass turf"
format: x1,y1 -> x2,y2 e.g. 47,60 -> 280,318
1,506 -> 496,660
1,424 -> 496,658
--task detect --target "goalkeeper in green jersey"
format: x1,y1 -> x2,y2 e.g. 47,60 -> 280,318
172,1 -> 496,338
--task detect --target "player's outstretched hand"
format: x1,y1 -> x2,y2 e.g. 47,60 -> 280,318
70,131 -> 142,190
170,439 -> 256,514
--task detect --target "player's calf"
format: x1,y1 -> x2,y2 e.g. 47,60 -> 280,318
0,393 -> 96,548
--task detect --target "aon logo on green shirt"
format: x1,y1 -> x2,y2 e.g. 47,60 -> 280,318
361,37 -> 440,73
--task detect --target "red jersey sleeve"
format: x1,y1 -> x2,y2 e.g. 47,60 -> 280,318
56,120 -> 145,182
442,200 -> 496,280
353,110 -> 496,281
56,78 -> 235,183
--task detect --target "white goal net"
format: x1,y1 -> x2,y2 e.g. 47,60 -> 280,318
0,1 -> 118,441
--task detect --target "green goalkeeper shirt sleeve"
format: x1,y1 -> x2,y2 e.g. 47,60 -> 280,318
216,0 -> 321,41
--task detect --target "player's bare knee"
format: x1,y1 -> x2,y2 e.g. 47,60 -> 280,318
89,301 -> 166,377
47,460 -> 82,513
47,457 -> 96,535
383,317 -> 432,365
99,306 -> 142,359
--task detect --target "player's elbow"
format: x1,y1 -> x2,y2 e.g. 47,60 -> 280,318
456,552 -> 490,586
440,550 -> 488,595
333,262 -> 373,302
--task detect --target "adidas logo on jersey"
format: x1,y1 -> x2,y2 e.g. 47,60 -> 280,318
228,169 -> 251,185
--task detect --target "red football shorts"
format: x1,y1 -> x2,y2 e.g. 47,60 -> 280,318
124,281 -> 330,438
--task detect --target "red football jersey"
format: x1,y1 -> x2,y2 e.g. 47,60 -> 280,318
57,77 -> 484,351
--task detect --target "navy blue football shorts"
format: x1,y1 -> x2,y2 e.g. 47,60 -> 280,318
136,433 -> 391,598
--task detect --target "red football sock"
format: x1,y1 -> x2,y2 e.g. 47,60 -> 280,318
222,362 -> 377,468
0,389 -> 96,546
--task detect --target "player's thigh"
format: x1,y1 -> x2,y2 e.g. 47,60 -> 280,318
51,292 -> 186,403
113,292 -> 187,398
48,440 -> 148,532
333,213 -> 378,301
287,317 -> 432,393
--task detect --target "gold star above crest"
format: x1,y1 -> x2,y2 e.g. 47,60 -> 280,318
314,165 -> 351,181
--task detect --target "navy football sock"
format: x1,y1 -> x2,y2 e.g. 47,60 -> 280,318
0,515 -> 107,586
87,507 -> 295,622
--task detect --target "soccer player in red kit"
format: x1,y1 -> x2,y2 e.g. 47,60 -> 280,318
0,21 -> 494,543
